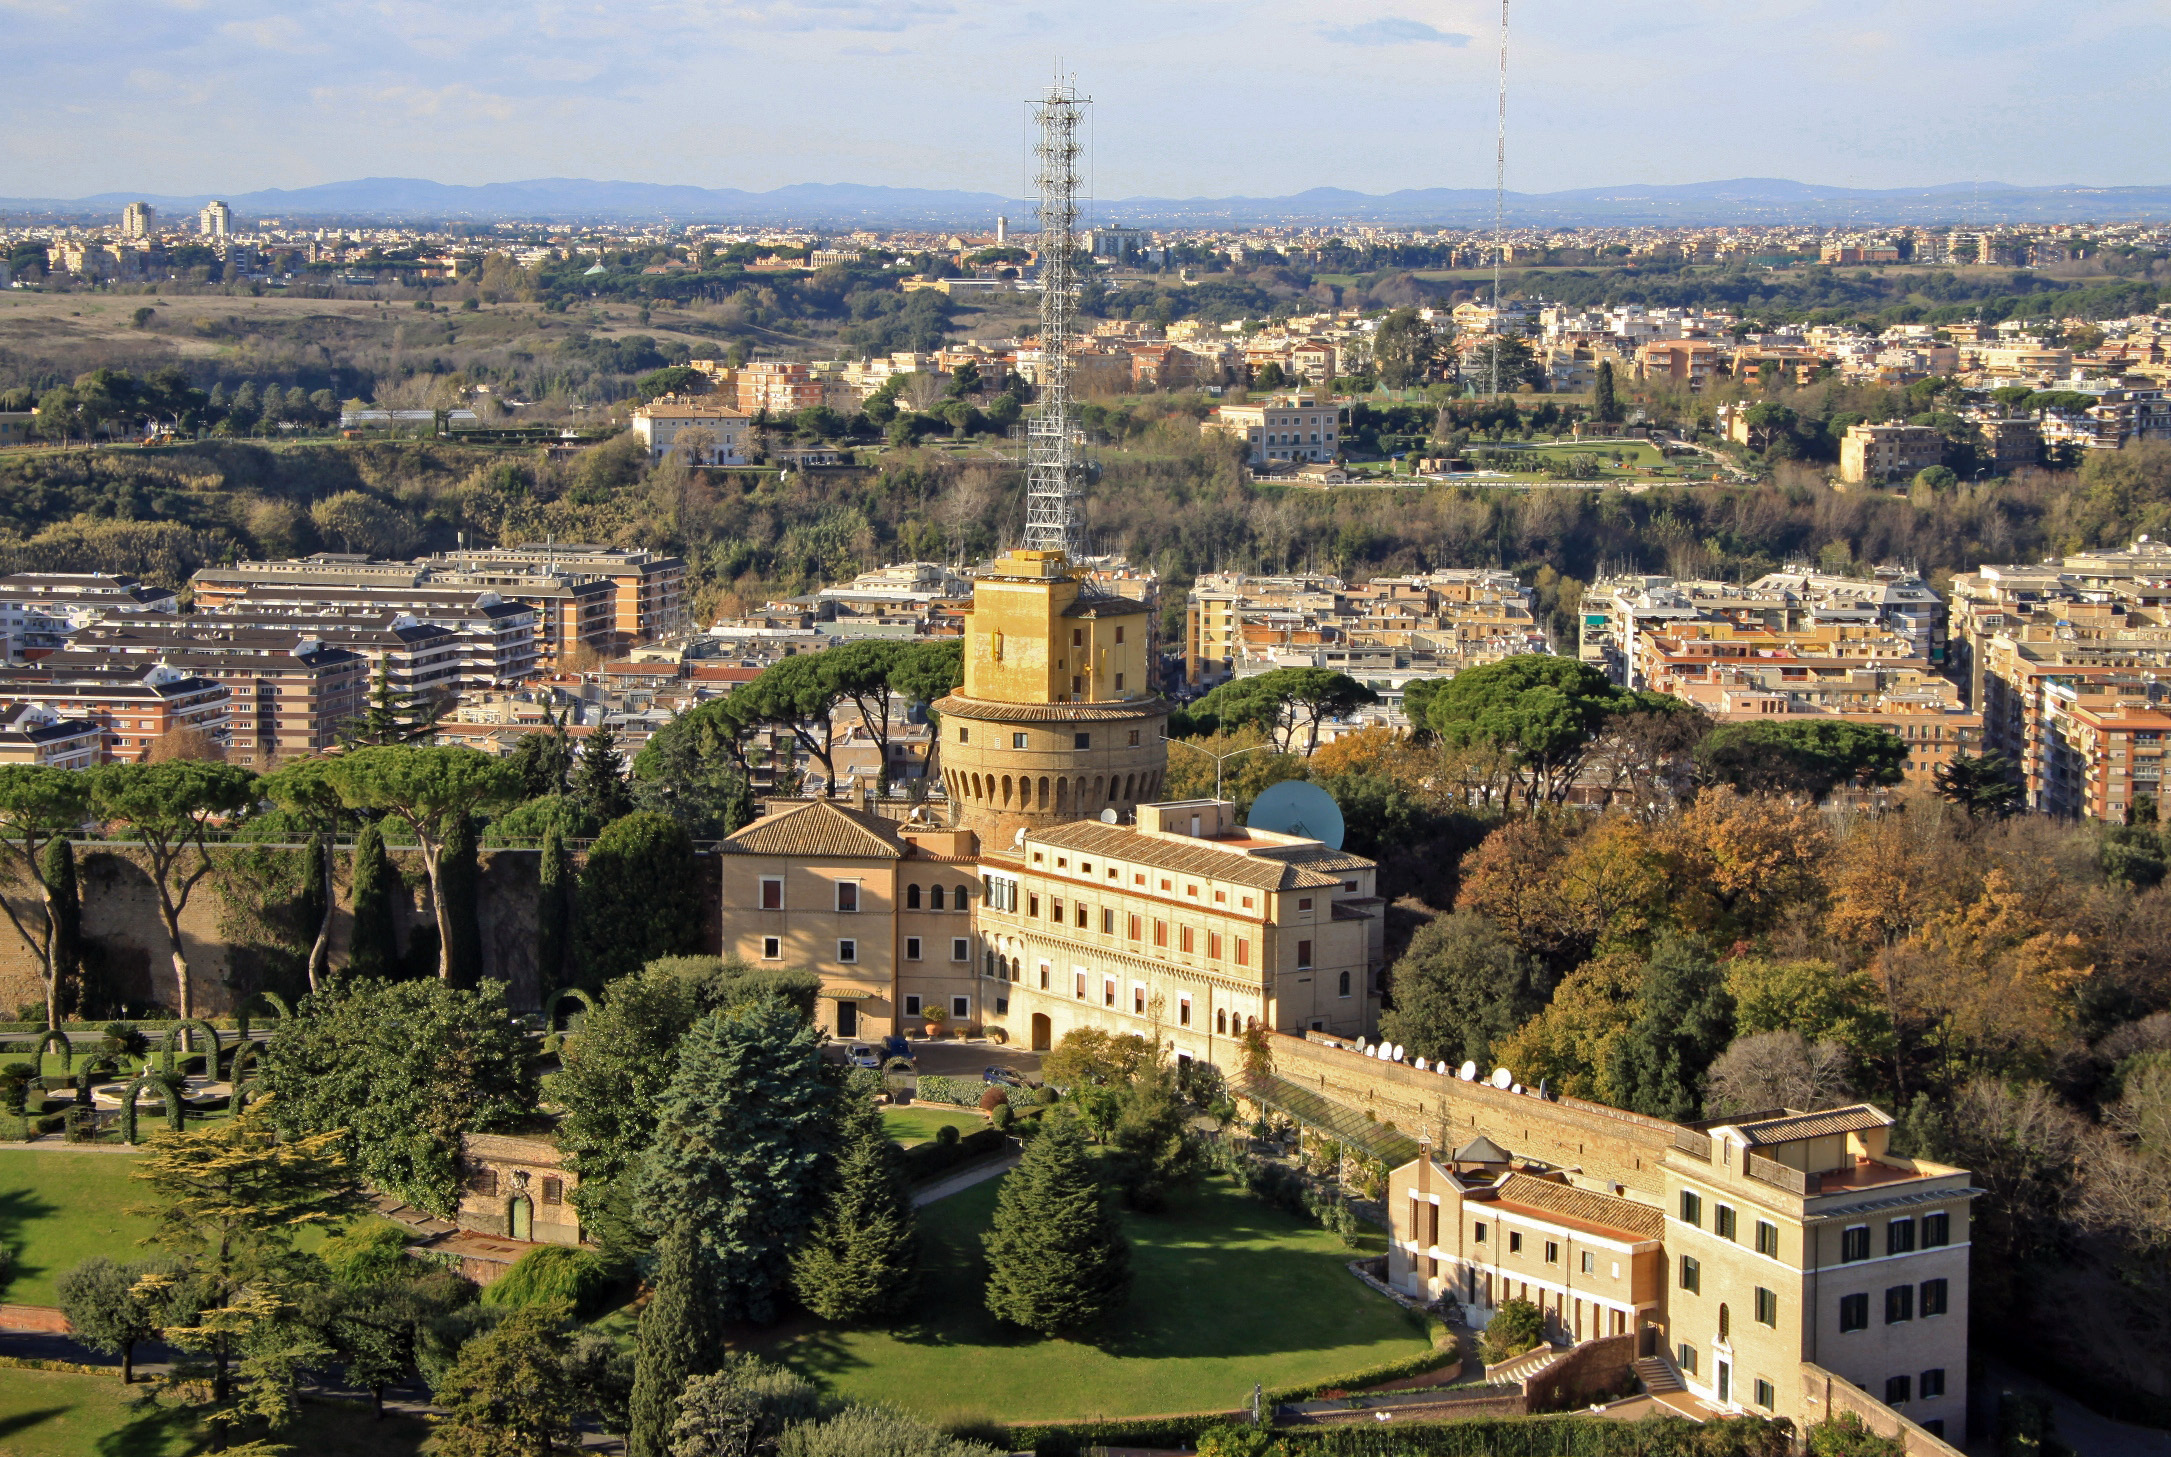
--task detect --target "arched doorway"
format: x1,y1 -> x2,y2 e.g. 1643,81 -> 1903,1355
1031,1013 -> 1052,1052
508,1194 -> 533,1241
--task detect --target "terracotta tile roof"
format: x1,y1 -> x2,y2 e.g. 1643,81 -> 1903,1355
1271,844 -> 1375,874
933,694 -> 1169,723
1027,819 -> 1349,891
1733,1105 -> 1892,1147
1492,1172 -> 1666,1242
718,799 -> 909,860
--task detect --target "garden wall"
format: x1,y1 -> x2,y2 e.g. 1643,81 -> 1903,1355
1801,1363 -> 1965,1457
1271,1033 -> 1679,1200
1522,1333 -> 1638,1412
0,842 -> 726,1017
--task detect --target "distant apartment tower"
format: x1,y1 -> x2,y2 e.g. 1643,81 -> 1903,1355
1839,422 -> 1946,485
120,201 -> 155,239
996,215 -> 1008,245
199,200 -> 233,239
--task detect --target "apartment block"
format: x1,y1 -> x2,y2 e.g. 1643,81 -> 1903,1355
1635,340 -> 1720,392
1186,569 -> 1542,689
431,544 -> 688,647
1839,422 -> 1946,484
1203,392 -> 1342,466
630,397 -> 753,465
29,644 -> 367,764
71,616 -> 472,704
0,705 -> 104,768
0,660 -> 228,761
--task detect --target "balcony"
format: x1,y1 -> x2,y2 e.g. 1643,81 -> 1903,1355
1744,1152 -> 1817,1195
1671,1128 -> 1712,1161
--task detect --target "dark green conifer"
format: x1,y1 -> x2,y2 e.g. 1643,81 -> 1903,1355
39,836 -> 79,1019
438,809 -> 483,988
790,1100 -> 918,1323
347,821 -> 398,978
983,1115 -> 1130,1336
626,1223 -> 715,1457
535,822 -> 571,998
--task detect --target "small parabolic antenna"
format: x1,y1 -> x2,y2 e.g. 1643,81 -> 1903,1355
1391,1043 -> 1405,1062
1490,1066 -> 1513,1090
1459,1060 -> 1479,1082
1012,827 -> 1027,848
1100,807 -> 1120,823
1245,780 -> 1346,850
1414,1057 -> 1428,1071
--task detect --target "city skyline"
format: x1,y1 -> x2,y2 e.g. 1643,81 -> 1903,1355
3,1 -> 2167,201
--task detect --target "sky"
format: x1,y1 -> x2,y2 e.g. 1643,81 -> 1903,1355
2,0 -> 2168,200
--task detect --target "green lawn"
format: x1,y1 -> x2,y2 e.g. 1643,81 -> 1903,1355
759,1172 -> 1428,1422
0,1372 -> 428,1457
0,1154 -> 155,1309
879,1106 -> 986,1147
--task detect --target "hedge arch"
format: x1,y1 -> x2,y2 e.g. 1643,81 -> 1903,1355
159,1019 -> 222,1075
227,1042 -> 262,1096
542,987 -> 599,1032
235,991 -> 293,1039
29,1030 -> 71,1073
120,1075 -> 186,1144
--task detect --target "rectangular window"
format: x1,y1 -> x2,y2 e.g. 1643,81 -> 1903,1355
1074,732 -> 1091,749
1115,625 -> 1125,644
1298,897 -> 1313,911
958,726 -> 969,743
835,881 -> 859,913
837,939 -> 857,964
1885,1375 -> 1911,1406
1715,1205 -> 1737,1242
953,938 -> 970,962
1050,897 -> 1063,923
1885,1284 -> 1914,1324
1678,1344 -> 1697,1377
1207,931 -> 1222,959
1074,971 -> 1085,999
1920,1369 -> 1946,1400
1128,914 -> 1142,940
760,876 -> 783,910
1839,1293 -> 1868,1332
541,1176 -> 563,1205
1544,1241 -> 1559,1265
950,996 -> 969,1019
1128,729 -> 1141,746
1296,939 -> 1313,969
904,995 -> 922,1016
1473,1223 -> 1488,1244
761,936 -> 781,960
1680,1255 -> 1700,1293
1919,1278 -> 1948,1317
1754,1379 -> 1776,1410
1754,1287 -> 1777,1326
1755,1219 -> 1780,1258
905,937 -> 922,961
1153,919 -> 1168,948
1680,1191 -> 1703,1228
1133,985 -> 1146,1015
1104,978 -> 1116,1007
1012,732 -> 1028,749
1179,996 -> 1191,1026
1508,1231 -> 1522,1254
1179,925 -> 1194,953
471,1167 -> 499,1196
1114,673 -> 1125,691
1923,1211 -> 1950,1247
1841,1226 -> 1871,1262
1039,962 -> 1050,989
1235,937 -> 1250,966
1076,902 -> 1088,929
1581,1251 -> 1595,1274
1888,1218 -> 1916,1255
1102,908 -> 1115,934
1028,895 -> 1040,918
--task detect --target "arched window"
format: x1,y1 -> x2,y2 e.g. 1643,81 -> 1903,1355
1217,1009 -> 1228,1034
1056,778 -> 1069,814
928,884 -> 944,911
1001,775 -> 1013,805
1246,1015 -> 1257,1031
906,883 -> 922,910
1037,776 -> 1050,808
1718,1303 -> 1731,1343
956,884 -> 971,908
1123,773 -> 1135,801
1338,970 -> 1351,996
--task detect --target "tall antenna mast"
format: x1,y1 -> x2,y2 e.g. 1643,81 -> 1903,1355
1025,73 -> 1089,558
1490,0 -> 1508,398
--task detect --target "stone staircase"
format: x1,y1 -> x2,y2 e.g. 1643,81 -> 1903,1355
1485,1341 -> 1569,1388
1634,1355 -> 1685,1394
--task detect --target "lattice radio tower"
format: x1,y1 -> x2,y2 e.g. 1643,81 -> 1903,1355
1025,75 -> 1089,557
1489,0 -> 1508,398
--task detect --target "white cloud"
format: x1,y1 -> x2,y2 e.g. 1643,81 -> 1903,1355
1320,17 -> 1471,46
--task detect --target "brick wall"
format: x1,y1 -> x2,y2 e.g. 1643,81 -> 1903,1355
1271,1033 -> 1680,1200
1802,1362 -> 1965,1457
1523,1334 -> 1640,1412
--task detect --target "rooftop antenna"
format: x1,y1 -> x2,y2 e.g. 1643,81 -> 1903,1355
1490,0 -> 1508,399
1025,71 -> 1089,559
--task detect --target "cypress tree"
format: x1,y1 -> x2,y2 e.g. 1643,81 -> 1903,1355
790,1100 -> 918,1324
983,1115 -> 1130,1337
299,831 -> 331,992
577,810 -> 702,984
438,809 -> 483,988
634,996 -> 839,1326
39,836 -> 79,1024
1593,358 -> 1620,424
627,1222 -> 715,1457
347,821 -> 398,978
535,821 -> 571,999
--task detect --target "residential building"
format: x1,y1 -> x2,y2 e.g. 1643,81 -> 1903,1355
1202,393 -> 1342,466
1635,340 -> 1720,392
630,397 -> 753,466
29,644 -> 367,764
1839,423 -> 1946,484
429,544 -> 689,648
0,413 -> 34,448
0,705 -> 104,768
0,660 -> 228,761
199,201 -> 232,238
1186,569 -> 1543,690
735,361 -> 826,414
71,615 -> 471,705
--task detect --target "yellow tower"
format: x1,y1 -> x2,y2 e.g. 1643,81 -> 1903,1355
936,549 -> 1168,843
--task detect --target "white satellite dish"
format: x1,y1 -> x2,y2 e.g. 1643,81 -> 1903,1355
1391,1043 -> 1405,1062
1012,827 -> 1026,848
1439,1062 -> 1452,1077
1511,1083 -> 1524,1096
1244,780 -> 1347,850
1491,1066 -> 1513,1090
1459,1060 -> 1478,1082
1414,1057 -> 1428,1072
1100,808 -> 1119,823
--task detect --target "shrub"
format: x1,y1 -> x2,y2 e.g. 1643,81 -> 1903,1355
1480,1298 -> 1546,1363
481,1243 -> 623,1321
979,1085 -> 1008,1113
916,1074 -> 988,1107
990,1102 -> 1015,1132
0,1063 -> 34,1114
898,1125 -> 1006,1183
101,1022 -> 148,1060
935,1122 -> 960,1147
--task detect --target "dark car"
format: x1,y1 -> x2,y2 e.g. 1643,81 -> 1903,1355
983,1065 -> 1028,1088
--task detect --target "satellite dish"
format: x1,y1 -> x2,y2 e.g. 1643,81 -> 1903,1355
1491,1066 -> 1513,1090
1012,827 -> 1026,848
1100,807 -> 1119,823
1512,1083 -> 1524,1096
1459,1060 -> 1478,1082
1391,1043 -> 1405,1062
1414,1057 -> 1428,1071
1364,1044 -> 1378,1058
1244,780 -> 1346,850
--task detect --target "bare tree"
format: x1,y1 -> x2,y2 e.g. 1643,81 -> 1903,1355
1704,1031 -> 1854,1117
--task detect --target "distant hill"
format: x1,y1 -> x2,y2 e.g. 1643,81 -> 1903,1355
7,175 -> 2171,227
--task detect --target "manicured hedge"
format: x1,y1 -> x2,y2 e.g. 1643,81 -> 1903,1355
1017,1414 -> 1791,1457
898,1124 -> 1008,1182
1009,1414 -> 1232,1455
1263,1317 -> 1457,1402
915,1073 -> 991,1106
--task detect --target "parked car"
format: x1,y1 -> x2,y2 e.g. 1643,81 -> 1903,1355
879,1035 -> 914,1067
846,1043 -> 881,1070
983,1065 -> 1028,1088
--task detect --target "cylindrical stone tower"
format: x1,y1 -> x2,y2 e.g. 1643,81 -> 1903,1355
935,549 -> 1167,845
